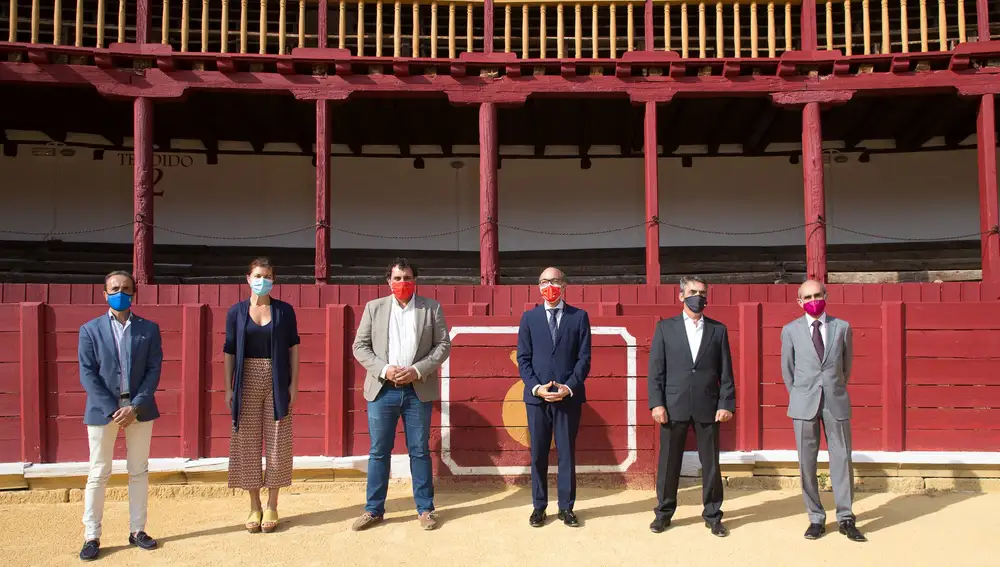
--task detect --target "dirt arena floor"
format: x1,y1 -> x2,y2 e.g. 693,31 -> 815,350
2,483 -> 992,567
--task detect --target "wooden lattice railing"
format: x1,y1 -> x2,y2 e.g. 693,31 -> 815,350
818,0 -> 975,55
0,0 -> 989,58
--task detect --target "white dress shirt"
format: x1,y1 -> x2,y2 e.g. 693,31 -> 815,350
682,311 -> 704,363
380,297 -> 421,379
805,312 -> 828,346
531,300 -> 573,397
108,310 -> 133,397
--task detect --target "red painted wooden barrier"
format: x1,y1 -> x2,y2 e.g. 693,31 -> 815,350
1,299 -> 998,469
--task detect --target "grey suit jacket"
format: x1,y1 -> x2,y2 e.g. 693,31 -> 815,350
352,295 -> 452,403
780,315 -> 853,421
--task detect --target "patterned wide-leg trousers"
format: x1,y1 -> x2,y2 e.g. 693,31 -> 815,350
228,358 -> 294,490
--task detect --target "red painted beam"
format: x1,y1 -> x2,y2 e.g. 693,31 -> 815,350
800,0 -> 819,51
479,102 -> 499,286
19,302 -> 44,463
316,100 -> 331,284
8,63 -> 1000,98
978,95 -> 1000,283
318,0 -> 329,49
180,304 -> 205,458
324,304 -> 347,456
643,101 -> 660,285
977,0 -> 990,42
801,102 -> 827,283
484,1 -> 495,54
737,302 -> 762,451
881,301 -> 905,451
133,97 -> 154,284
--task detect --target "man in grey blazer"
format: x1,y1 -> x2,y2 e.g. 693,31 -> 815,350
351,258 -> 451,532
780,279 -> 866,542
77,271 -> 162,561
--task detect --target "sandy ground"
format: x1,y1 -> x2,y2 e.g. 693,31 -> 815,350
1,483 -> 992,567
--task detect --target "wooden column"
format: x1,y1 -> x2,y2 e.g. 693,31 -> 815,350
133,97 -> 154,285
644,0 -> 654,50
976,0 -> 990,42
644,101 -> 660,285
316,100 -> 332,284
137,0 -> 152,43
19,303 -> 44,463
318,0 -> 328,48
800,0 -> 818,50
802,102 -> 827,282
479,102 -> 499,285
484,0 -> 494,53
978,94 -> 1000,283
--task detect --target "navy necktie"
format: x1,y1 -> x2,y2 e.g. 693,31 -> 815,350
812,320 -> 824,360
548,308 -> 560,343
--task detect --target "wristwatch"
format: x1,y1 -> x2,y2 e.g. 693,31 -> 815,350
131,405 -> 141,419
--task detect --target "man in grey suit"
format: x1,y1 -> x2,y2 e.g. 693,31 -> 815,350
351,258 -> 451,532
77,271 -> 162,561
780,279 -> 866,542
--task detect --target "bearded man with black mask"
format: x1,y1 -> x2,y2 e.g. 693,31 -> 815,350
647,275 -> 735,537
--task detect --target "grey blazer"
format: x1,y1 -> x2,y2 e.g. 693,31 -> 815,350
780,315 -> 853,421
352,295 -> 452,403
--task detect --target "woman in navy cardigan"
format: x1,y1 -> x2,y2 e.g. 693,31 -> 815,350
224,257 -> 300,533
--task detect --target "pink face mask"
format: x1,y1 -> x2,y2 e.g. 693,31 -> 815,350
803,299 -> 826,317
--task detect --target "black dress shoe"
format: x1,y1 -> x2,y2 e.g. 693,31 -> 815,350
804,523 -> 826,540
129,531 -> 158,550
839,520 -> 867,542
529,509 -> 546,527
79,540 -> 100,561
649,517 -> 670,533
558,509 -> 580,527
705,520 -> 730,537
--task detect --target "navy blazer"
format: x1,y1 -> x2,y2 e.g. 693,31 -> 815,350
224,298 -> 300,429
78,312 -> 162,426
517,303 -> 592,405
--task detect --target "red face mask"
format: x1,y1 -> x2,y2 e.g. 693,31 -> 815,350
391,280 -> 415,302
540,284 -> 562,303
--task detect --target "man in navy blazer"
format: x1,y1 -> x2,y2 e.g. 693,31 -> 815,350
517,267 -> 592,528
77,271 -> 162,561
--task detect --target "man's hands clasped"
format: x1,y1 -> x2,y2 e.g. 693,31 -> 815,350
112,405 -> 137,428
536,381 -> 571,402
386,365 -> 419,385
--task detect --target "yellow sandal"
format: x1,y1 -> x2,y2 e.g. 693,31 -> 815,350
245,510 -> 262,533
261,509 -> 279,533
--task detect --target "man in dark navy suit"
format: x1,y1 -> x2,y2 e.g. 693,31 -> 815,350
517,267 -> 592,528
648,276 -> 735,537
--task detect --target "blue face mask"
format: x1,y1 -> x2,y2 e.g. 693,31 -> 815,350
249,277 -> 273,296
107,292 -> 132,312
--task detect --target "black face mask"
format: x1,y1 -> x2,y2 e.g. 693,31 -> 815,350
684,295 -> 707,314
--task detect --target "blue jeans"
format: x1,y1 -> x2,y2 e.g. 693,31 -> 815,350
365,384 -> 434,516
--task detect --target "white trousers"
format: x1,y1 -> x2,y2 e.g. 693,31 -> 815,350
82,418 -> 154,541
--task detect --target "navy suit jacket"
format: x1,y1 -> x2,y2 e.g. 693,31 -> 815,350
517,303 -> 592,405
78,312 -> 162,426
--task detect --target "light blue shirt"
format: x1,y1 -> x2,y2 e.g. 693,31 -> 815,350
108,310 -> 132,397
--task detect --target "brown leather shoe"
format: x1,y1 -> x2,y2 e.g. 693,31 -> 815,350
351,512 -> 383,532
418,511 -> 438,530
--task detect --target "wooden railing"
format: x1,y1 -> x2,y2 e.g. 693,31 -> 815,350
817,0 -> 975,55
0,0 -> 990,58
4,0 -> 133,46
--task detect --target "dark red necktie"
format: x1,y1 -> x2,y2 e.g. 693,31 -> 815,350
812,320 -> 824,360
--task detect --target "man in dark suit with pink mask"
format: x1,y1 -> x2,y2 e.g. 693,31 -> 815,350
517,267 -> 592,528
